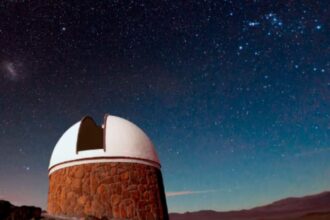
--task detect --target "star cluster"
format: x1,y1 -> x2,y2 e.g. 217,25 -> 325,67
0,0 -> 329,212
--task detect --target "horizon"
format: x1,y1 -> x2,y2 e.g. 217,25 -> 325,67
1,189 -> 329,213
0,0 -> 329,214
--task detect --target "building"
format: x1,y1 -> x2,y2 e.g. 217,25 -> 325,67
47,114 -> 168,220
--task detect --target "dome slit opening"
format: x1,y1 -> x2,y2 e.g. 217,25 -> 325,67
76,116 -> 104,153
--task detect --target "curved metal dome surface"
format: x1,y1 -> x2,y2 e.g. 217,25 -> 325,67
49,115 -> 160,174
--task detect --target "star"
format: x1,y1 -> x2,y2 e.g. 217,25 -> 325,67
248,21 -> 260,27
23,166 -> 30,171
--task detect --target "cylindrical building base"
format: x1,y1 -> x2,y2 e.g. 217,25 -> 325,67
48,162 -> 168,220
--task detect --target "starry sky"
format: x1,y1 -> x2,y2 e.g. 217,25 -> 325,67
0,0 -> 329,213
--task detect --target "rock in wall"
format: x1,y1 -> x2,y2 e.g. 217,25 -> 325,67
48,162 -> 168,220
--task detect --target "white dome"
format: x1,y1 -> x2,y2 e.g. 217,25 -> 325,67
49,115 -> 160,174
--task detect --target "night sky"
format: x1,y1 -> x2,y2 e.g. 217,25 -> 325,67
0,0 -> 329,213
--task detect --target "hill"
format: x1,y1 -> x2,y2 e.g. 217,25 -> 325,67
170,191 -> 330,220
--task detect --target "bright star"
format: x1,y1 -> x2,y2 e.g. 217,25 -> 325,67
248,21 -> 260,27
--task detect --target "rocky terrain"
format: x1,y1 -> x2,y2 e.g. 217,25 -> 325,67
0,200 -> 112,220
0,200 -> 42,220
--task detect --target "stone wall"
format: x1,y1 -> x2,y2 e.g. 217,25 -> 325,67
48,162 -> 168,220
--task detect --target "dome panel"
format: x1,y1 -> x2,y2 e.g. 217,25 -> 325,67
49,121 -> 81,169
104,115 -> 160,165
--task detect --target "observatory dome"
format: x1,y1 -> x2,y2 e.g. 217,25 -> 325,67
49,114 -> 160,174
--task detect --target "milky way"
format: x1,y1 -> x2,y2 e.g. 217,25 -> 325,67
0,0 -> 329,212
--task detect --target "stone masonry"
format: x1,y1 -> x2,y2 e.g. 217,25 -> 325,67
48,162 -> 168,220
